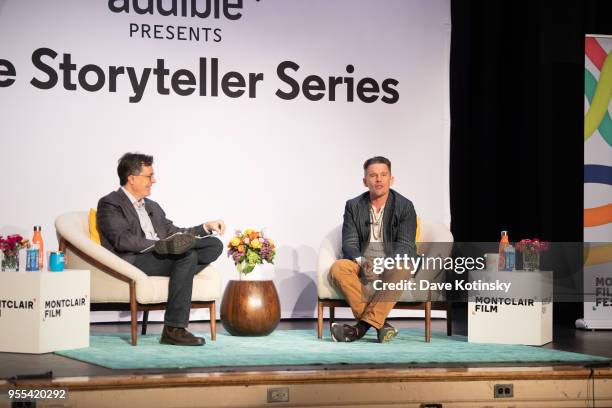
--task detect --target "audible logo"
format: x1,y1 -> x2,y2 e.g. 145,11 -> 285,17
108,0 -> 245,21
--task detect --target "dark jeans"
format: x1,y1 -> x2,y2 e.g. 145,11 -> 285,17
133,237 -> 223,328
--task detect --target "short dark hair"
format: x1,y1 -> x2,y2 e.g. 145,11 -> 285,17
363,156 -> 391,174
117,153 -> 153,186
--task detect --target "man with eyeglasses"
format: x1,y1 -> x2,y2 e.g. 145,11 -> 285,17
97,152 -> 225,346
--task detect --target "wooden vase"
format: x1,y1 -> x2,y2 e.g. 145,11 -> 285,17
220,279 -> 281,336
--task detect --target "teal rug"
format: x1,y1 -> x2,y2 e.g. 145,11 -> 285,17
55,329 -> 609,370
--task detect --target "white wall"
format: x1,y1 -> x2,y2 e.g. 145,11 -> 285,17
0,0 -> 451,319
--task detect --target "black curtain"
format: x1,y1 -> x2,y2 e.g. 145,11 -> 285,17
449,0 -> 612,322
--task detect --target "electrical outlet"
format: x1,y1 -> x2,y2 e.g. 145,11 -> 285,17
493,383 -> 513,398
267,387 -> 289,403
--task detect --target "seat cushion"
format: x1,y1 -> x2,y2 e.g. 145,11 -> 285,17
135,265 -> 222,304
66,243 -> 222,304
318,272 -> 443,303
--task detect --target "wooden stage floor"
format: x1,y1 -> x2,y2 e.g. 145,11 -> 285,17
1,317 -> 611,407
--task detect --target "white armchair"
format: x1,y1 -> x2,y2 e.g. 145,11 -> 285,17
55,211 -> 222,345
316,220 -> 454,341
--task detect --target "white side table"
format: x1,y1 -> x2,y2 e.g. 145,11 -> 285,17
0,269 -> 90,353
468,270 -> 553,346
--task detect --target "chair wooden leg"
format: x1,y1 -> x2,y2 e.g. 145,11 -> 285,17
317,300 -> 323,339
129,281 -> 137,346
328,306 -> 336,335
141,310 -> 149,335
446,302 -> 453,336
210,301 -> 217,341
425,301 -> 431,342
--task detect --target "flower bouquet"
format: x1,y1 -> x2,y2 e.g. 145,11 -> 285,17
515,238 -> 549,271
227,229 -> 276,276
0,234 -> 29,272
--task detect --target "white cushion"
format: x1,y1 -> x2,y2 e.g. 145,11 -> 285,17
316,220 -> 454,302
55,211 -> 221,304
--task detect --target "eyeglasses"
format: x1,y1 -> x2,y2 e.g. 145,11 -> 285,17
134,174 -> 155,181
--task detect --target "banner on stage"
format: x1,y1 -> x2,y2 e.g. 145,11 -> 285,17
0,0 -> 451,319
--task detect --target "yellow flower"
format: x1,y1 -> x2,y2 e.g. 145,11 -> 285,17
244,228 -> 254,236
230,237 -> 241,247
251,238 -> 261,249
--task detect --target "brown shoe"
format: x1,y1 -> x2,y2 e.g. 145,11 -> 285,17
154,233 -> 196,255
160,325 -> 205,346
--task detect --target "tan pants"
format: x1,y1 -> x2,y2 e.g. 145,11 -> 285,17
329,259 -> 409,330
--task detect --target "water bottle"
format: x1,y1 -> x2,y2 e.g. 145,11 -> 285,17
504,245 -> 515,271
498,231 -> 509,270
26,244 -> 39,272
32,226 -> 44,270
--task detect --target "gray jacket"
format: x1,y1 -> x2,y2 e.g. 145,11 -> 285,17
97,188 -> 208,263
341,189 -> 417,260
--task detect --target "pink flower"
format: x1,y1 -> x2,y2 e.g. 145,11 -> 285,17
515,238 -> 549,253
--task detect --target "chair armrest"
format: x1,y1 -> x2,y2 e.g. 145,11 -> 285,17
55,215 -> 147,282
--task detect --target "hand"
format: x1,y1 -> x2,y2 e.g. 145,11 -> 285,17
204,220 -> 226,235
360,258 -> 377,282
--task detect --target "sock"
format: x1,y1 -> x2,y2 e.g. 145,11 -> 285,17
354,320 -> 372,339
